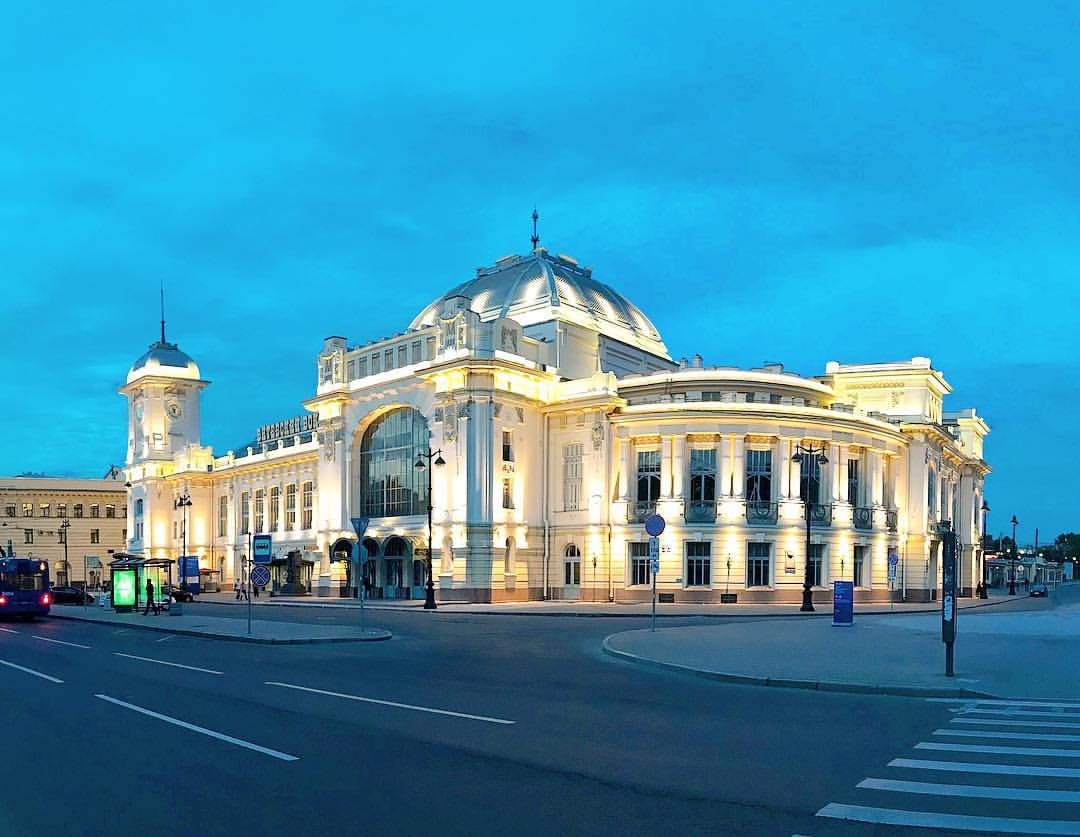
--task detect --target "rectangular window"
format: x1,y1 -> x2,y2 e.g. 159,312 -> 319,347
90,529 -> 100,544
22,503 -> 33,517
347,359 -> 356,380
927,468 -> 936,514
57,503 -> 67,518
302,482 -> 313,529
847,459 -> 860,505
745,450 -> 772,502
285,484 -> 297,529
747,542 -> 771,587
384,349 -> 394,370
636,450 -> 661,502
629,541 -> 651,585
90,504 -> 100,518
4,504 -> 14,517
852,545 -> 867,587
502,430 -> 513,461
563,443 -> 583,511
689,449 -> 716,504
105,504 -> 116,519
426,336 -> 436,358
810,543 -> 825,587
799,452 -> 824,505
686,542 -> 711,586
218,495 -> 228,538
134,499 -> 143,517
398,345 -> 408,368
73,504 -> 84,518
411,341 -> 422,364
357,357 -> 367,377
255,489 -> 265,532
564,559 -> 581,586
240,492 -> 251,534
371,354 -> 380,374
502,479 -> 514,509
269,487 -> 280,531
24,529 -> 33,544
39,504 -> 50,517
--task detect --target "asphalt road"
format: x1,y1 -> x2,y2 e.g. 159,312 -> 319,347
3,599 -> 1075,836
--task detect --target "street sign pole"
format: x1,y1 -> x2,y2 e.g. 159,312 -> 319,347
644,516 -> 666,633
351,518 -> 369,635
247,531 -> 253,636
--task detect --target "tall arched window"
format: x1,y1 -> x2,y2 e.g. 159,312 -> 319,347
355,408 -> 429,518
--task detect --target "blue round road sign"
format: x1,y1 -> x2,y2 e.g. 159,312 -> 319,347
250,565 -> 271,587
644,514 -> 666,536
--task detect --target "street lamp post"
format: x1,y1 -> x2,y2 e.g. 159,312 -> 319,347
414,448 -> 446,610
980,500 -> 990,598
792,442 -> 829,613
59,519 -> 71,589
174,493 -> 192,593
1008,514 -> 1019,596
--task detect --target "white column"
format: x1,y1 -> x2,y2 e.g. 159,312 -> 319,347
619,436 -> 633,502
870,452 -> 884,506
838,447 -> 850,503
717,435 -> 730,497
660,436 -> 673,499
732,437 -> 746,498
672,435 -> 686,499
830,443 -> 842,502
777,438 -> 791,499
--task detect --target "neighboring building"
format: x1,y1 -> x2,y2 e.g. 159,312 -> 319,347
121,245 -> 990,604
0,473 -> 128,587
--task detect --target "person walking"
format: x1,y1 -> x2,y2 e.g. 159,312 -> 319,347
143,577 -> 159,616
234,578 -> 241,600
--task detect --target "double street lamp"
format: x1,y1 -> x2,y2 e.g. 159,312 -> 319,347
1008,514 -> 1019,596
792,442 -> 829,613
174,493 -> 192,591
979,500 -> 990,598
59,519 -> 71,586
414,448 -> 445,610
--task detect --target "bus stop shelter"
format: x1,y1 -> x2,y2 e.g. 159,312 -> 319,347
108,553 -> 174,613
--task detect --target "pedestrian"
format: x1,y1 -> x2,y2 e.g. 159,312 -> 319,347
253,583 -> 260,598
143,577 -> 159,616
234,578 -> 241,600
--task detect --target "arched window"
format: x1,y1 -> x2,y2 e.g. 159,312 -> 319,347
564,544 -> 581,586
355,408 -> 429,518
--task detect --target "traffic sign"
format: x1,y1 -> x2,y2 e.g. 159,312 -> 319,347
250,565 -> 271,587
650,559 -> 660,574
253,534 -> 272,565
648,537 -> 659,559
644,514 -> 666,537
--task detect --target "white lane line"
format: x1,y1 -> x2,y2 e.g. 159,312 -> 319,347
113,653 -> 222,675
112,629 -> 130,635
0,658 -> 63,683
266,681 -> 517,725
953,708 -> 1080,719
859,777 -> 1080,803
155,635 -> 174,643
932,698 -> 1080,710
95,695 -> 298,762
936,728 -> 1080,743
817,803 -> 1080,834
33,635 -> 91,649
0,627 -> 18,634
890,758 -> 1080,778
953,717 -> 1080,730
916,741 -> 1080,758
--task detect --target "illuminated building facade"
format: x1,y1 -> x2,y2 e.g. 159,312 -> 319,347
122,246 -> 990,603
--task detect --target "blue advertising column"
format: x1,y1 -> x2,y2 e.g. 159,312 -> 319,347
832,580 -> 854,627
941,532 -> 957,676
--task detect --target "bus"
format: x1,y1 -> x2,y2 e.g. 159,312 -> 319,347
0,557 -> 52,619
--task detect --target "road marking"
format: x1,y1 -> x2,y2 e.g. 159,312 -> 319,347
113,653 -> 222,675
932,698 -> 1080,710
859,777 -> 1080,803
0,658 -> 63,683
936,728 -> 1080,743
952,707 -> 1080,719
95,695 -> 298,761
112,629 -> 130,635
952,717 -> 1080,730
0,627 -> 18,634
817,803 -> 1080,834
266,681 -> 517,725
33,635 -> 90,649
916,741 -> 1080,758
890,758 -> 1080,779
155,635 -> 174,643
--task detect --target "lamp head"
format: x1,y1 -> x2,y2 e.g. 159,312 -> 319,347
434,452 -> 446,467
414,455 -> 425,470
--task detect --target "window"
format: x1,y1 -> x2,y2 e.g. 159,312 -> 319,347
173,521 -> 177,540
690,449 -> 716,504
810,543 -> 824,587
22,503 -> 33,517
255,489 -> 265,532
563,443 -> 583,511
629,541 -> 651,585
745,450 -> 772,502
302,482 -> 313,529
240,492 -> 251,534
90,529 -> 100,545
57,503 -> 67,518
4,504 -> 14,517
502,430 -> 513,461
799,451 -> 825,505
686,542 -> 711,586
852,545 -> 866,587
636,450 -> 661,503
90,504 -> 100,518
105,504 -> 116,519
269,486 -> 280,531
39,504 -> 50,517
370,353 -> 380,374
747,542 -> 771,587
398,345 -> 408,368
134,499 -> 143,517
285,484 -> 297,530
502,479 -> 514,509
384,349 -> 394,371
356,408 -> 428,518
426,336 -> 436,358
564,544 -> 581,585
218,495 -> 228,538
927,466 -> 936,514
411,341 -> 422,364
24,529 -> 33,544
73,504 -> 84,518
357,357 -> 367,377
848,458 -> 860,505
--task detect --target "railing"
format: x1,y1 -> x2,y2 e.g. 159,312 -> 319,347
685,501 -> 717,523
630,501 -> 657,523
929,519 -> 953,536
745,501 -> 778,525
886,510 -> 898,532
853,506 -> 874,531
807,502 -> 833,526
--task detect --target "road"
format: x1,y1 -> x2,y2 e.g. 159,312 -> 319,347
3,593 -> 1077,836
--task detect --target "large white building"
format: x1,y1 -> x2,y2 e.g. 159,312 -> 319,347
121,246 -> 990,604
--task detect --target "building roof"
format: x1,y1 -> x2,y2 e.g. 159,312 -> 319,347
408,248 -> 670,358
126,340 -> 201,385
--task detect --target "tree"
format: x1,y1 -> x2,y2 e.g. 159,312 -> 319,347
1055,533 -> 1080,561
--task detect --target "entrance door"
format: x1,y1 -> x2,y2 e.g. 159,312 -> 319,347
412,558 -> 427,600
564,545 -> 581,601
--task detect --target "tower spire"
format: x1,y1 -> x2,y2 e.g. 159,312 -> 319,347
531,207 -> 540,251
160,280 -> 167,344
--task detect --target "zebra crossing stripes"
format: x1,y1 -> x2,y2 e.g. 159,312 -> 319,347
817,697 -> 1080,834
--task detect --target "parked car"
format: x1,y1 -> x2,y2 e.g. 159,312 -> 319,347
161,584 -> 194,603
49,586 -> 95,605
1029,582 -> 1049,598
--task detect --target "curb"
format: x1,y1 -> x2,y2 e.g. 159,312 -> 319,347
600,635 -> 999,699
47,611 -> 392,644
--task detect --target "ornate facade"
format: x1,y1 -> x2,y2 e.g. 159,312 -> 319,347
121,246 -> 990,603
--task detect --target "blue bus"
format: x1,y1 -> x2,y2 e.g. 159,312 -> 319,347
0,557 -> 52,619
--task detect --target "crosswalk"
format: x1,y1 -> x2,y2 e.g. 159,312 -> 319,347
816,698 -> 1080,834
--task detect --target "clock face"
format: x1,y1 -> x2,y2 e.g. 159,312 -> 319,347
167,403 -> 182,420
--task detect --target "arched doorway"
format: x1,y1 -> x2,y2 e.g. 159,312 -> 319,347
329,537 -> 354,596
361,538 -> 379,597
564,544 -> 581,601
383,536 -> 408,599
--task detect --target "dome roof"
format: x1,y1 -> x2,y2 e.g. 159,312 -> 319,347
409,249 -> 669,358
126,340 -> 201,385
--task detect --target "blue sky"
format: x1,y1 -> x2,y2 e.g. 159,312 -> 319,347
1,2 -> 1076,542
